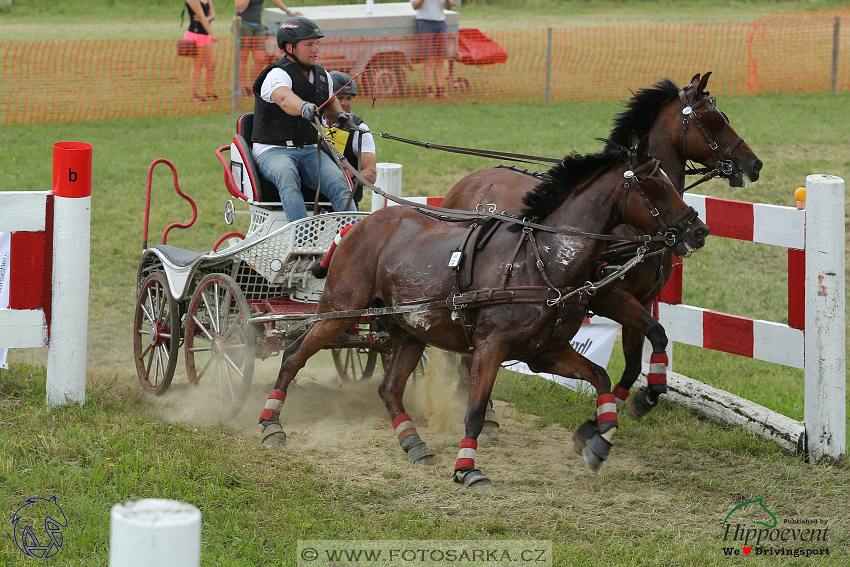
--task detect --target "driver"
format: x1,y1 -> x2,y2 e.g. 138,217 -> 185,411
250,16 -> 362,222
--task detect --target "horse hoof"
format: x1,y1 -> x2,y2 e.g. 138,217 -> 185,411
581,434 -> 612,472
310,263 -> 327,279
481,424 -> 500,441
481,410 -> 500,440
407,441 -> 435,465
260,423 -> 287,449
627,387 -> 656,421
571,418 -> 598,455
454,468 -> 492,489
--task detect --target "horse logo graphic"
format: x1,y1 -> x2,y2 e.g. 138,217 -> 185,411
721,497 -> 777,533
12,496 -> 67,559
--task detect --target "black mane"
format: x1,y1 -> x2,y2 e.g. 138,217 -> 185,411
609,78 -> 680,146
514,140 -> 629,226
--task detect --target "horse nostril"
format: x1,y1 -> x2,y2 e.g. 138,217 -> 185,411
753,160 -> 763,173
694,226 -> 709,240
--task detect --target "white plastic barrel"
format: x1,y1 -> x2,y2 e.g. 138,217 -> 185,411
109,499 -> 201,567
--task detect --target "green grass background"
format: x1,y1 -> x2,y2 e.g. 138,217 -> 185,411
1,1 -> 850,565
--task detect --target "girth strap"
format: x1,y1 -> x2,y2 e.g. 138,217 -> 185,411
450,222 -> 485,348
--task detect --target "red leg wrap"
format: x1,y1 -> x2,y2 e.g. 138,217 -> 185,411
259,389 -> 287,421
596,393 -> 618,427
647,353 -> 668,386
318,223 -> 357,270
319,242 -> 336,269
454,438 -> 477,471
392,413 -> 418,443
613,385 -> 630,411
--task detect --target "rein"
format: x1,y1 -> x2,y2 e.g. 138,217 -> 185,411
376,132 -> 562,167
315,121 -> 672,245
254,125 -> 691,335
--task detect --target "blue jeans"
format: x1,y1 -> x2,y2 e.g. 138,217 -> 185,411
256,145 -> 354,222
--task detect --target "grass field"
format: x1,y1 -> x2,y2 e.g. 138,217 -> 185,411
1,1 -> 850,565
2,0 -> 848,40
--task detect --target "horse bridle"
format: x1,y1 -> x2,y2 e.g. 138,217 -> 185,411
623,154 -> 700,250
679,86 -> 745,185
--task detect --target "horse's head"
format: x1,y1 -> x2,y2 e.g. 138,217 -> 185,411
621,137 -> 709,257
675,72 -> 763,188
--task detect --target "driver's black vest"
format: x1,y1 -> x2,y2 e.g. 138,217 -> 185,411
251,57 -> 330,146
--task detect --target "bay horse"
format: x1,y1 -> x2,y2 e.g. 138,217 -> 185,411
441,72 -> 762,448
258,138 -> 708,487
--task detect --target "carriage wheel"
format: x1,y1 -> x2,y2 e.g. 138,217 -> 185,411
134,272 -> 180,395
184,273 -> 255,419
332,347 -> 390,381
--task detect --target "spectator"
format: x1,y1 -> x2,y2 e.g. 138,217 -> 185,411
235,0 -> 303,96
324,71 -> 377,208
250,16 -> 362,222
412,0 -> 452,99
184,0 -> 218,101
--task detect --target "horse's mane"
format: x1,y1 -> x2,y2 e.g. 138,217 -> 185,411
609,78 -> 680,146
513,139 -> 629,227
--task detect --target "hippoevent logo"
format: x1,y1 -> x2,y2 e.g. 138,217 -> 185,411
720,498 -> 830,558
12,496 -> 67,559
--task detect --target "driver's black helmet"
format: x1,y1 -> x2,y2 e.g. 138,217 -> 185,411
330,71 -> 357,96
277,16 -> 325,50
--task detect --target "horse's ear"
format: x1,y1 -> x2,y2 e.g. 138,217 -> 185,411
689,73 -> 701,89
636,135 -> 650,161
697,71 -> 712,95
629,131 -> 640,148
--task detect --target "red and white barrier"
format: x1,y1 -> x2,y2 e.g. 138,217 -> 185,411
0,142 -> 92,406
646,175 -> 845,462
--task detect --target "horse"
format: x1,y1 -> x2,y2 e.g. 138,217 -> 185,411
441,72 -> 762,447
257,137 -> 708,487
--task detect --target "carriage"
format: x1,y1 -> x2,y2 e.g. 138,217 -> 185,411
132,113 -> 389,419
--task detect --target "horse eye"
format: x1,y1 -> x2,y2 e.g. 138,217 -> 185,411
700,109 -> 727,135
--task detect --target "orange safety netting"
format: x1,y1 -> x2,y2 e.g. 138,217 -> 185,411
1,6 -> 846,125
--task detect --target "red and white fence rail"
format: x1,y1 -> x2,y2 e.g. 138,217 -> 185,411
0,142 -> 92,406
643,174 -> 845,462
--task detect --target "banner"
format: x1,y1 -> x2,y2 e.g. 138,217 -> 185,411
0,231 -> 9,369
503,319 -> 620,392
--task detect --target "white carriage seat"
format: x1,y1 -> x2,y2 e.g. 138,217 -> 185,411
151,244 -> 208,268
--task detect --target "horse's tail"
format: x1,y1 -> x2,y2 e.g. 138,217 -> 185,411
311,223 -> 358,279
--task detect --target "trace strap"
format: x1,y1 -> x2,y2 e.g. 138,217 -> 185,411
248,239 -> 659,330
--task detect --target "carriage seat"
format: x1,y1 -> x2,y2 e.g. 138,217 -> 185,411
151,245 -> 207,268
231,113 -> 333,210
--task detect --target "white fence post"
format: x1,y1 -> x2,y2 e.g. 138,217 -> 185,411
804,174 -> 846,462
46,142 -> 91,407
109,499 -> 201,567
371,163 -> 402,213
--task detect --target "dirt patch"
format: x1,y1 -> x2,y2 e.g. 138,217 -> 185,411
154,351 -> 646,493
